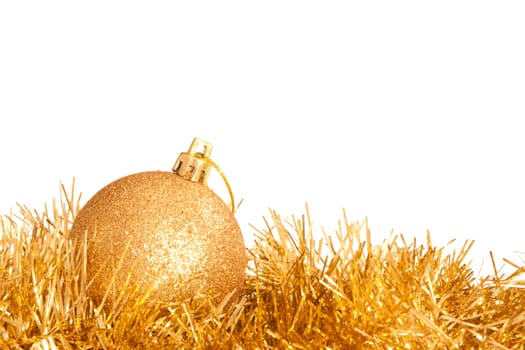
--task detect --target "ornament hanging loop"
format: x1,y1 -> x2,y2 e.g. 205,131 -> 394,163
173,138 -> 236,213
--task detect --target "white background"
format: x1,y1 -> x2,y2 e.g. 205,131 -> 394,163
1,2 -> 524,277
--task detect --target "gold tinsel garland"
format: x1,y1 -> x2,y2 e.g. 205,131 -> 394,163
0,183 -> 524,349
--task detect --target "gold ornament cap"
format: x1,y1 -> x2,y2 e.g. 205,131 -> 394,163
173,138 -> 213,184
173,137 -> 236,213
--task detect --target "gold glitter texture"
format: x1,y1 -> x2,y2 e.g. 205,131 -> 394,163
69,171 -> 247,306
1,183 -> 524,348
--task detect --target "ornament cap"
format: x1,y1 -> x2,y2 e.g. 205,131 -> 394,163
173,138 -> 213,184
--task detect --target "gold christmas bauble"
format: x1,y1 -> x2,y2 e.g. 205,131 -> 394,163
69,139 -> 247,306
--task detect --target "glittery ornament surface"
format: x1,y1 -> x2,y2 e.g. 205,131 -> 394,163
69,171 -> 247,305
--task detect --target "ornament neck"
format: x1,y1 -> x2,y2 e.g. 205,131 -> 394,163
173,138 -> 213,184
173,138 -> 236,213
